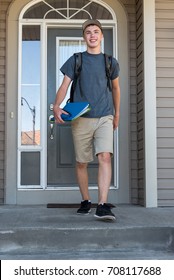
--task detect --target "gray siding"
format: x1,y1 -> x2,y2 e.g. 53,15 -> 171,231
0,0 -> 11,203
122,0 -> 139,204
136,0 -> 144,205
156,0 -> 174,206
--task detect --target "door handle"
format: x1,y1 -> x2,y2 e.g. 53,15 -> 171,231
50,103 -> 54,111
49,115 -> 55,140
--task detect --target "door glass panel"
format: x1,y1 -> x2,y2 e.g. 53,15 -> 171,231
57,39 -> 86,107
21,152 -> 40,185
21,25 -> 41,145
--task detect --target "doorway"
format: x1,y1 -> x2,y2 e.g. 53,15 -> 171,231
47,28 -> 117,191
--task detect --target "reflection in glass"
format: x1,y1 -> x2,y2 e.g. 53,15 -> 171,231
21,97 -> 36,144
21,25 -> 40,145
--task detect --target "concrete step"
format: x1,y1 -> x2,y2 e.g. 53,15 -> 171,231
1,227 -> 174,251
0,205 -> 174,259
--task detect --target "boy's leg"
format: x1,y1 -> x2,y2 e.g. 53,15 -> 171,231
71,118 -> 95,214
93,116 -> 116,221
95,152 -> 116,221
76,161 -> 90,201
94,115 -> 113,203
71,118 -> 94,201
76,161 -> 92,215
97,152 -> 112,204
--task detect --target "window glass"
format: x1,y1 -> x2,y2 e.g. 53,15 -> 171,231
21,152 -> 40,185
21,25 -> 41,145
57,39 -> 86,107
23,0 -> 112,19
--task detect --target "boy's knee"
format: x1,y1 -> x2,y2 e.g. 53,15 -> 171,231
98,152 -> 111,164
76,162 -> 88,169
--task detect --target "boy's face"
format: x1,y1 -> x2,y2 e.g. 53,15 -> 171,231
83,25 -> 103,50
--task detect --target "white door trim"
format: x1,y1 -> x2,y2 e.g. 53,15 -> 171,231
143,0 -> 157,207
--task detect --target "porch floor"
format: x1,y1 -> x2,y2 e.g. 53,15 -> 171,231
0,204 -> 174,259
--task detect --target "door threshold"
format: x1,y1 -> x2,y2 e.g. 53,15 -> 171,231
47,203 -> 98,208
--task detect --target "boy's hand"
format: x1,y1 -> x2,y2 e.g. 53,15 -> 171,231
53,105 -> 69,124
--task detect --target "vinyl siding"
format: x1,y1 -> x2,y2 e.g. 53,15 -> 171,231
156,0 -> 174,206
0,1 -> 11,203
136,0 -> 144,205
122,0 -> 139,204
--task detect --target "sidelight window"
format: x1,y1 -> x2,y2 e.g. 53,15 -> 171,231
21,25 -> 41,146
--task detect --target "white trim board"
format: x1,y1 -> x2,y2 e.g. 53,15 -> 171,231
143,0 -> 157,207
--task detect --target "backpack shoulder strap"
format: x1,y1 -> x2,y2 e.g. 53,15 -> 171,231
69,52 -> 82,102
104,53 -> 112,91
74,52 -> 82,77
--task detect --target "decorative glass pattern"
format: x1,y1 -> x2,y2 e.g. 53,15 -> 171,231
23,0 -> 112,20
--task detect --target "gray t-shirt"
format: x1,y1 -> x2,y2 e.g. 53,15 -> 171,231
60,51 -> 120,118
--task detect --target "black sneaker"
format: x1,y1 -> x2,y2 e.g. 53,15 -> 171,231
77,200 -> 91,215
94,203 -> 116,221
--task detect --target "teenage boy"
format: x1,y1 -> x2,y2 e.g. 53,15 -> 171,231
53,19 -> 120,221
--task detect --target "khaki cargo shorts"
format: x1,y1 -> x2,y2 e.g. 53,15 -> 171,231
71,115 -> 114,163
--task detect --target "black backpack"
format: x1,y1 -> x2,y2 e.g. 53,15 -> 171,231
69,52 -> 112,102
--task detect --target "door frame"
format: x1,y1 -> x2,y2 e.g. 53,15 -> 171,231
5,0 -> 130,204
47,32 -> 118,189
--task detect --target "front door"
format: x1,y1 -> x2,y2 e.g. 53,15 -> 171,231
47,28 -> 116,194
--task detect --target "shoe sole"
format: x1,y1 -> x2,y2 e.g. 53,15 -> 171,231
77,209 -> 91,215
94,214 -> 116,221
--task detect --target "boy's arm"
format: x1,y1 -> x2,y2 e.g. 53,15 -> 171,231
112,77 -> 120,130
53,75 -> 72,123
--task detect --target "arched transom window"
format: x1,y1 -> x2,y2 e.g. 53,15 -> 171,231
21,0 -> 113,20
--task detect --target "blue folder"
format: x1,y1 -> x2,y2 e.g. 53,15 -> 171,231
61,102 -> 91,121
